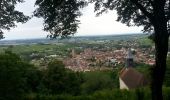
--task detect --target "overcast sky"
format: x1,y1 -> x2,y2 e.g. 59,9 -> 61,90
3,0 -> 142,40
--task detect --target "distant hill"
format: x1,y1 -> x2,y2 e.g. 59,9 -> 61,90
0,33 -> 147,45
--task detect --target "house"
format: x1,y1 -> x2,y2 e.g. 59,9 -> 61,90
119,67 -> 147,89
119,48 -> 148,90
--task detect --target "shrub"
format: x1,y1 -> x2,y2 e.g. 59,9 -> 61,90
0,52 -> 37,100
40,60 -> 83,95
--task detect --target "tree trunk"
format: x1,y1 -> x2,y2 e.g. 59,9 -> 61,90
151,22 -> 169,100
151,1 -> 169,99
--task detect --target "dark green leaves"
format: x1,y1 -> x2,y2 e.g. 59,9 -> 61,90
90,0 -> 155,33
0,52 -> 35,100
0,0 -> 30,39
34,0 -> 87,39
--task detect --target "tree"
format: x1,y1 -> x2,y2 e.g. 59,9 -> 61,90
0,51 -> 37,100
164,55 -> 170,87
34,0 -> 169,99
41,60 -> 82,95
0,0 -> 29,39
81,71 -> 114,94
88,0 -> 169,100
34,0 -> 86,39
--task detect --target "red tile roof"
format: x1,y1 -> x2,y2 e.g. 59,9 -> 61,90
119,67 -> 147,89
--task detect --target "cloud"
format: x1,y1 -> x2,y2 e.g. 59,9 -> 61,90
3,1 -> 142,40
76,4 -> 142,36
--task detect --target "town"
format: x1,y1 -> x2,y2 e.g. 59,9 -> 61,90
0,34 -> 155,71
1,34 -> 170,100
33,34 -> 155,71
64,47 -> 155,71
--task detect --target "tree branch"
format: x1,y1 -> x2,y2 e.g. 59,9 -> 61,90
167,0 -> 170,21
0,0 -> 2,9
148,0 -> 154,7
130,0 -> 153,21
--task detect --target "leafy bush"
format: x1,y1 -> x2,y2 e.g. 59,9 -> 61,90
39,60 -> 83,95
81,71 -> 115,94
164,56 -> 170,87
0,51 -> 38,100
24,87 -> 170,100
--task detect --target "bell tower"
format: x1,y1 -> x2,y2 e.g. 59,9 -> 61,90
72,49 -> 76,58
125,48 -> 134,67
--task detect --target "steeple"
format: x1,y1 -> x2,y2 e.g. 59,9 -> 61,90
72,49 -> 76,58
125,48 -> 134,67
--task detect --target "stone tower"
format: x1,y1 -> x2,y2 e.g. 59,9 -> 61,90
72,49 -> 76,58
125,48 -> 134,67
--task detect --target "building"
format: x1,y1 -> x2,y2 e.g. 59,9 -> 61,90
125,48 -> 134,67
119,67 -> 147,89
71,49 -> 76,58
119,48 -> 147,90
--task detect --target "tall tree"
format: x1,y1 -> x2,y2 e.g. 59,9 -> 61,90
0,51 -> 36,100
34,0 -> 169,99
0,0 -> 29,39
34,0 -> 86,39
89,0 -> 169,100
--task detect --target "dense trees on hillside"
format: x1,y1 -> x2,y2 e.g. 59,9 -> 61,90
0,51 -> 169,99
0,51 -> 120,99
40,60 -> 83,95
0,52 -> 84,99
0,51 -> 37,100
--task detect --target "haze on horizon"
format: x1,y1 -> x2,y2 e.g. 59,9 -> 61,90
3,0 -> 143,40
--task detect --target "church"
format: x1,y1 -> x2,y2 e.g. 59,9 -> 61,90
119,48 -> 148,90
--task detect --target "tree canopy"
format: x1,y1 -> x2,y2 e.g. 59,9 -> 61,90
41,60 -> 82,95
34,0 -> 86,38
89,0 -> 170,33
0,51 -> 36,100
0,0 -> 30,39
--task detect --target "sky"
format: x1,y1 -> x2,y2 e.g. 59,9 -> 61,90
3,0 -> 143,40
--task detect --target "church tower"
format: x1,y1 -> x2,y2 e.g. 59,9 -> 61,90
71,49 -> 76,58
125,48 -> 134,67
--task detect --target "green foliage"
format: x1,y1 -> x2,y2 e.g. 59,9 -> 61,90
34,0 -> 86,38
138,37 -> 153,48
24,87 -> 170,100
164,56 -> 170,87
40,60 -> 82,95
0,52 -> 37,100
135,63 -> 151,76
43,60 -> 67,94
89,0 -> 169,99
0,44 -> 75,62
163,87 -> 170,100
81,71 -> 115,94
90,0 -> 155,32
26,88 -> 170,100
0,0 -> 30,39
24,67 -> 43,93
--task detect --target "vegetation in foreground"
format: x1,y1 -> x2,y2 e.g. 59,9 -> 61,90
24,88 -> 170,100
0,51 -> 170,100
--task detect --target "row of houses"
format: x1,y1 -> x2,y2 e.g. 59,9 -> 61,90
63,47 -> 155,71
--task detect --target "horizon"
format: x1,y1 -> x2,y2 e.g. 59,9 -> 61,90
3,0 -> 143,40
1,33 -> 146,41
